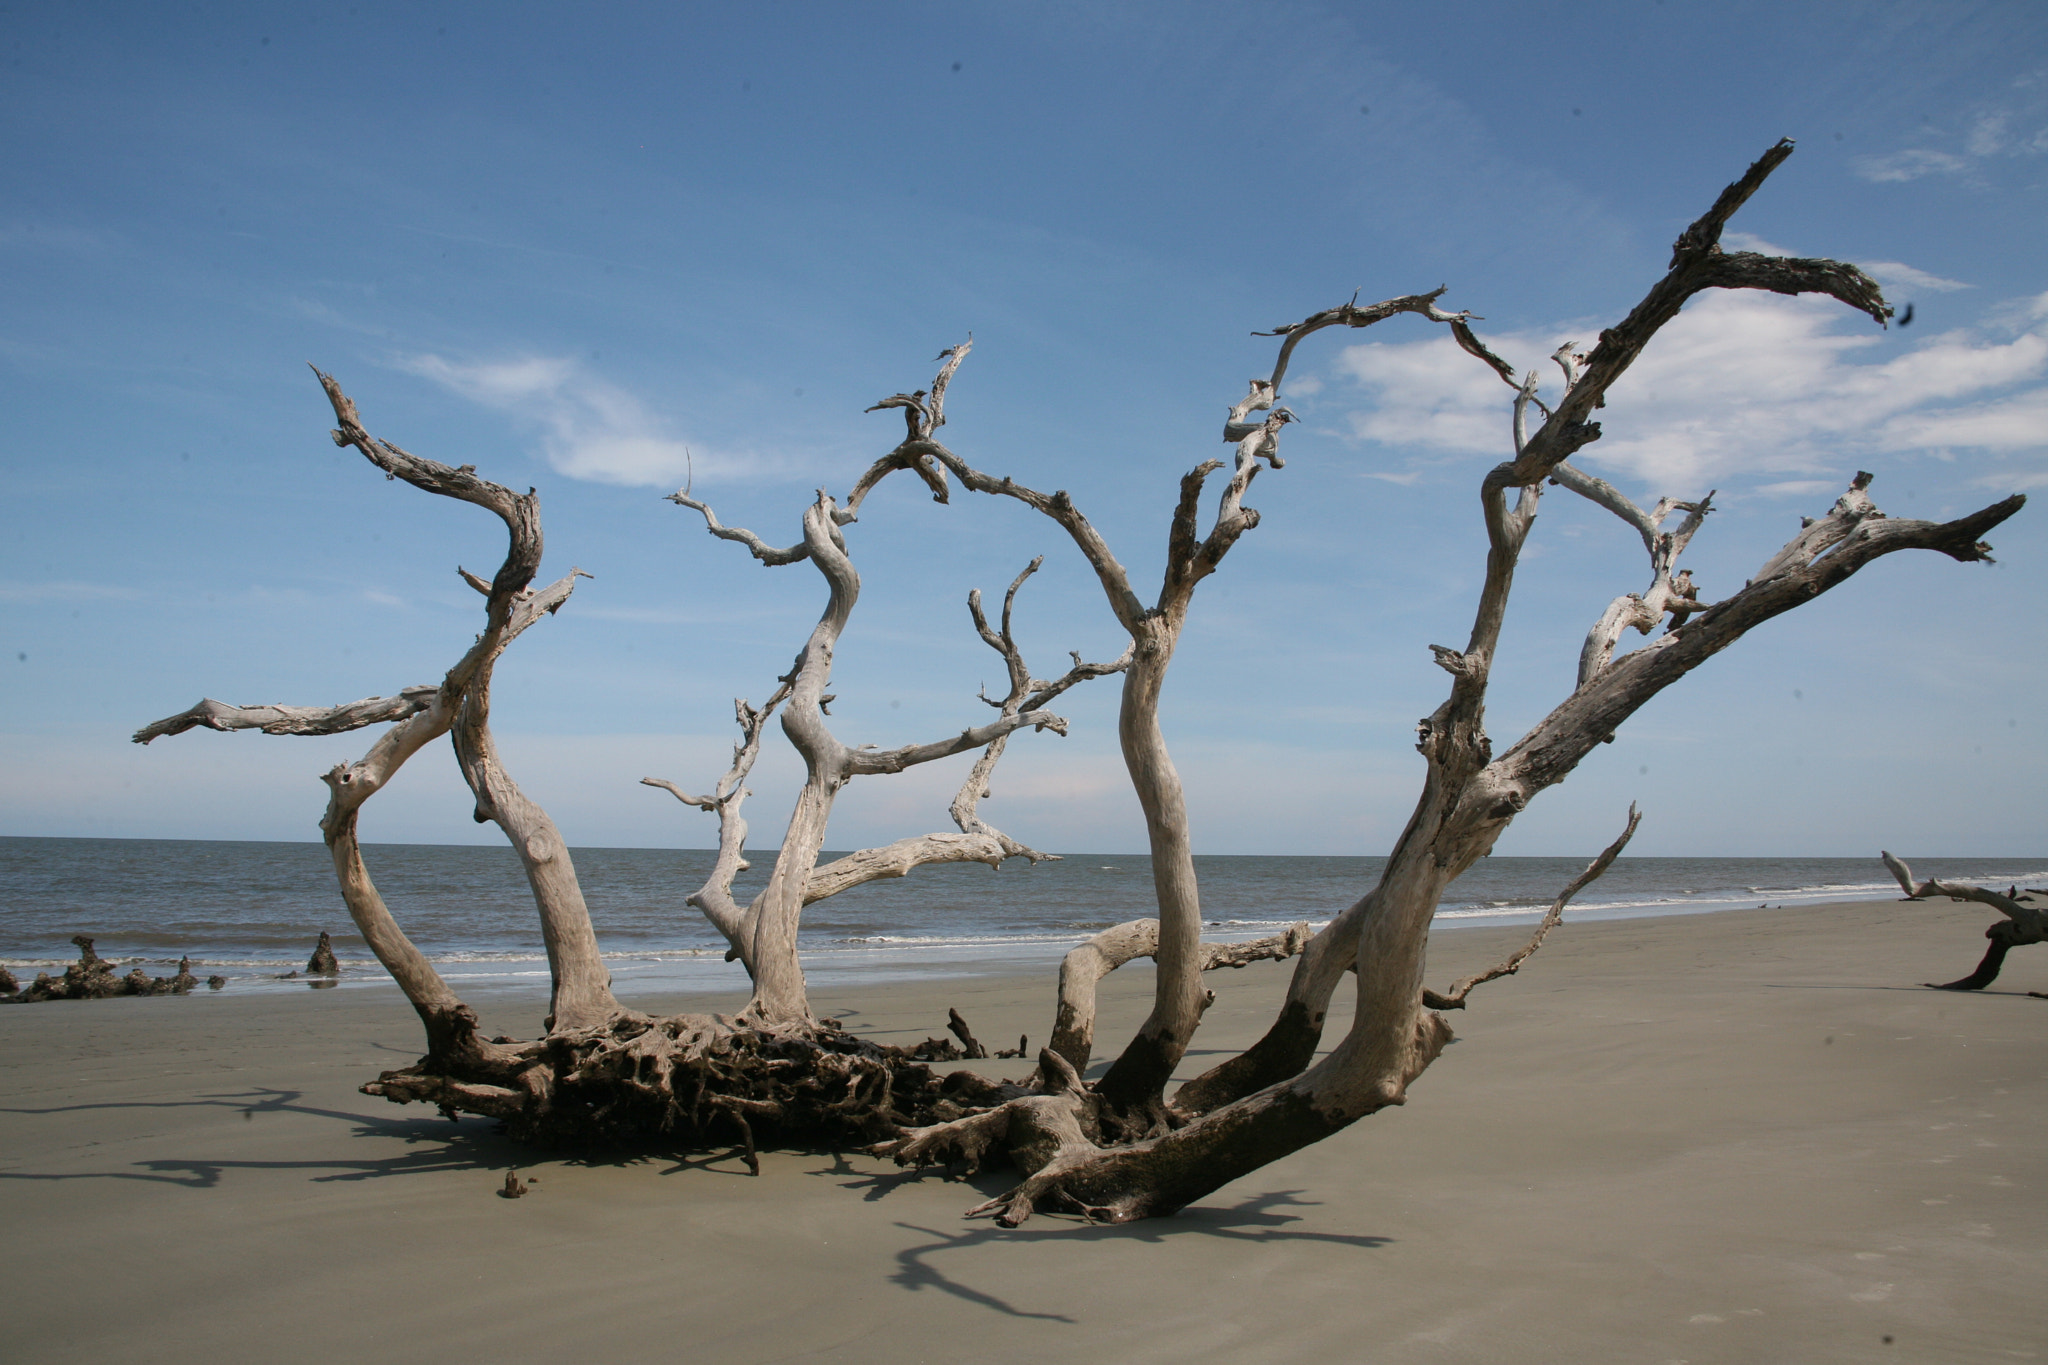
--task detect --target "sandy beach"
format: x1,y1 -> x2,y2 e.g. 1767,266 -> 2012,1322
3,896 -> 2042,1364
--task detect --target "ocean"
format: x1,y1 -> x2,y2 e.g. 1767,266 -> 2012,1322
3,837 -> 2042,1000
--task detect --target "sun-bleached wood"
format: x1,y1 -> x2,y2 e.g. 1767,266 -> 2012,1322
1040,919 -> 1311,1077
881,140 -> 2025,1225
1881,850 -> 2048,989
144,143 -> 2029,1229
138,371 -> 619,1047
664,371 -> 1123,1025
133,686 -> 439,744
890,297 -> 1515,1129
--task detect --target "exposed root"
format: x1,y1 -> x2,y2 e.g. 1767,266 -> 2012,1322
363,1010 -> 1024,1152
874,1049 -> 1102,1207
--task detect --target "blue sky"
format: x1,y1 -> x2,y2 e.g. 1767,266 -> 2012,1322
4,1 -> 2044,857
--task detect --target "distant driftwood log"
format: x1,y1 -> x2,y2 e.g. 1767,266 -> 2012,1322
1883,851 -> 2048,992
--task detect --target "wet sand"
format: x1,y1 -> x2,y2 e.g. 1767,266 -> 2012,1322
3,896 -> 2042,1363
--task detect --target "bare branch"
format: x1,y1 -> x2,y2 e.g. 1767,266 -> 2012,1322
837,341 -> 978,516
646,688 -> 791,961
1021,642 -> 1133,714
314,368 -> 543,604
844,707 -> 1067,776
804,832 -> 1015,902
1425,804 -> 1641,1009
1251,287 -> 1486,395
1550,461 -> 1662,552
134,686 -> 437,745
1881,849 -> 1924,899
925,338 -> 971,433
1751,471 -> 1878,582
1882,851 -> 2045,936
667,490 -> 810,566
1504,477 -> 2023,798
1915,880 -> 2042,929
640,777 -> 715,810
1449,319 -> 1519,388
948,559 -> 1132,862
1506,140 -> 1891,487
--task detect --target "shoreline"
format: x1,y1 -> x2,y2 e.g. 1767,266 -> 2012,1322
3,895 -> 2043,1362
12,873 -> 2048,999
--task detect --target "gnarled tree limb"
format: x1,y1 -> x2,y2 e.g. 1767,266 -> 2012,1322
947,141 -> 2024,1225
666,360 -> 1118,1022
133,686 -> 439,744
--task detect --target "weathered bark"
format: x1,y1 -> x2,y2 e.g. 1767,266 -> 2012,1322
1881,851 -> 2048,990
453,649 -> 620,1032
1041,919 -> 1310,1077
909,297 -> 1497,1125
139,143 -> 2028,1227
665,388 -> 1121,1025
898,140 -> 2024,1224
138,371 -> 611,1059
133,686 -> 437,744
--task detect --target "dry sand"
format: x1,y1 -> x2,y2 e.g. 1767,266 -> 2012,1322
3,897 -> 2043,1364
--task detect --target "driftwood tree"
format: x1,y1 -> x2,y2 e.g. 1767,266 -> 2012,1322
137,141 -> 2023,1224
866,138 -> 2022,1222
640,492 -> 1132,1028
1881,851 -> 2048,991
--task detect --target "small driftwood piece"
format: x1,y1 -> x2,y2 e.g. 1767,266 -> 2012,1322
1882,850 -> 2048,990
948,1008 -> 990,1059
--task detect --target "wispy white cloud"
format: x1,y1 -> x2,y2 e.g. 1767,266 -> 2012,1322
1853,71 -> 2048,184
1860,261 -> 1973,295
397,353 -> 777,488
1853,148 -> 1971,183
1326,285 -> 2048,493
1753,480 -> 1837,498
1722,232 -> 1795,256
